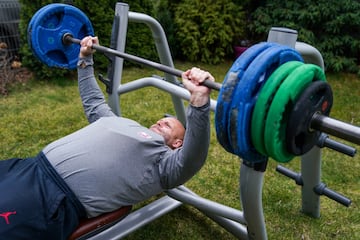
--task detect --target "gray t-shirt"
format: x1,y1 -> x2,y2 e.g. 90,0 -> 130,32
42,56 -> 210,217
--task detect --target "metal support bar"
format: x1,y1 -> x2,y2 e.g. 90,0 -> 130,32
301,147 -> 322,218
295,41 -> 325,69
106,3 -> 129,116
240,162 -> 267,240
317,133 -> 356,157
88,195 -> 182,239
127,11 -> 187,124
167,186 -> 246,224
167,186 -> 249,239
314,183 -> 352,207
117,76 -> 218,111
276,165 -> 351,207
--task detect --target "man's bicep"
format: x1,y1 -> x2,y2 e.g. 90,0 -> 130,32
159,151 -> 200,189
84,101 -> 116,123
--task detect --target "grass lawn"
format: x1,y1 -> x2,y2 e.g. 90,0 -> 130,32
0,61 -> 359,239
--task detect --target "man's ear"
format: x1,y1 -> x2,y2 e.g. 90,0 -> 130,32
172,139 -> 183,149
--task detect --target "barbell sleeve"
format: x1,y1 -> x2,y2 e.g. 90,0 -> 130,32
311,112 -> 360,145
63,34 -> 222,91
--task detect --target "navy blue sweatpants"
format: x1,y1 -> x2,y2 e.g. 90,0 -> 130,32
0,152 -> 86,239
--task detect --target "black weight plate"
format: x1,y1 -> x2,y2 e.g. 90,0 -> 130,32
286,81 -> 333,155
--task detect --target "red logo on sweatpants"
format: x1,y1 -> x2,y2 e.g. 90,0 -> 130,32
0,211 -> 17,224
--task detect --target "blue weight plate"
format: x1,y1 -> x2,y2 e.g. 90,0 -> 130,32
28,4 -> 67,62
228,43 -> 303,162
28,4 -> 56,61
30,3 -> 94,69
28,3 -> 94,69
215,42 -> 276,154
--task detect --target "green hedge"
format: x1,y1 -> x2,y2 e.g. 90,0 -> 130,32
19,0 -> 360,79
153,0 -> 247,64
248,0 -> 360,73
172,0 -> 245,64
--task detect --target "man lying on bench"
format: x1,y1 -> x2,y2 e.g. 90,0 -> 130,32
0,36 -> 214,239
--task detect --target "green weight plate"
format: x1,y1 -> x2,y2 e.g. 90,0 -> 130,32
264,64 -> 326,162
251,61 -> 303,156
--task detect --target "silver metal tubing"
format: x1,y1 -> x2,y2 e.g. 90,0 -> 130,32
317,133 -> 357,157
167,186 -> 249,239
117,76 -> 218,111
240,162 -> 267,240
295,41 -> 325,69
106,2 -> 129,116
89,195 -> 182,239
311,112 -> 360,145
267,27 -> 298,48
166,187 -> 246,224
127,10 -> 187,124
301,147 -> 321,218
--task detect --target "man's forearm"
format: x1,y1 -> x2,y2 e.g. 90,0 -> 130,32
189,92 -> 210,107
77,56 -> 114,123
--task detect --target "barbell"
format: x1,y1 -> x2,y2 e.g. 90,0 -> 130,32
27,3 -> 360,163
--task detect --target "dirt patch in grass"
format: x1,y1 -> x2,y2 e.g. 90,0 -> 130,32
0,59 -> 33,95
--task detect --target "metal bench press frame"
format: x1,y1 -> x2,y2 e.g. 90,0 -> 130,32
85,3 -> 328,240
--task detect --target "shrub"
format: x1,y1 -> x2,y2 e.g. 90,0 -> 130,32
248,0 -> 360,73
116,0 -> 159,66
152,0 -> 181,59
173,0 -> 246,64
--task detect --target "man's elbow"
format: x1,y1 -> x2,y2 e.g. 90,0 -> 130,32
164,159 -> 207,189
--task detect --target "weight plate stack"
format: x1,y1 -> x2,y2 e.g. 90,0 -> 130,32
228,44 -> 303,162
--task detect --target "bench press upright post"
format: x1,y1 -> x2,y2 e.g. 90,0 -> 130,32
268,27 -> 323,218
295,41 -> 325,218
294,39 -> 325,218
106,3 -> 129,116
240,162 -> 267,239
